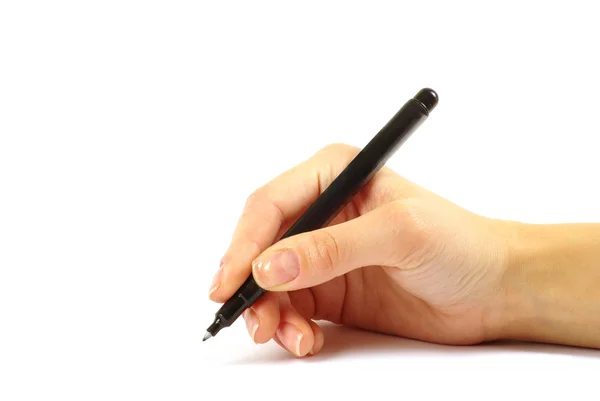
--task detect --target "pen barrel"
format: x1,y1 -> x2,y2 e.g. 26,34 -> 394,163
215,276 -> 265,328
282,98 -> 429,237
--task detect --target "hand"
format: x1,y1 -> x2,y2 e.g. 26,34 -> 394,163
208,143 -> 511,356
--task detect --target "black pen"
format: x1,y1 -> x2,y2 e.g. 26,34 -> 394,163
203,88 -> 438,341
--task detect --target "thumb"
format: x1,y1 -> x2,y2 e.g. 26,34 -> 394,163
251,200 -> 428,291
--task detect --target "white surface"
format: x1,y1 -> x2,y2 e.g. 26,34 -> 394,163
1,1 -> 600,399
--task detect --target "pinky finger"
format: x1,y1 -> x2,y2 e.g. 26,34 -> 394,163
272,319 -> 324,357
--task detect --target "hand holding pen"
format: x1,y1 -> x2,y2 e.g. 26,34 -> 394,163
206,89 -> 600,356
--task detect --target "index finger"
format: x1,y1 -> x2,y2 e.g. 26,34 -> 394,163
208,143 -> 360,302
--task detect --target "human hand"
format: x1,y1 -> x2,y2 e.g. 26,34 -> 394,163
208,143 -> 511,357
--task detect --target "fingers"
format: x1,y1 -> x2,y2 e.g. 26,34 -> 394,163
273,318 -> 324,356
209,143 -> 361,302
287,288 -> 316,320
242,291 -> 280,344
244,292 -> 321,357
275,294 -> 320,356
252,199 -> 433,292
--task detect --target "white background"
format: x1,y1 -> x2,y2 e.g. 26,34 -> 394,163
1,1 -> 600,400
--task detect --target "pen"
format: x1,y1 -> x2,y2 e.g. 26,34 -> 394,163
203,88 -> 438,341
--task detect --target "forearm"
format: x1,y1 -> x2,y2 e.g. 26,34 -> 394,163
498,222 -> 600,348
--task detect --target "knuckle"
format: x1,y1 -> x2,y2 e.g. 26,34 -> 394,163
242,187 -> 284,233
314,144 -> 362,190
389,198 -> 430,239
318,142 -> 359,159
303,231 -> 341,273
387,199 -> 434,264
244,187 -> 276,215
245,188 -> 264,208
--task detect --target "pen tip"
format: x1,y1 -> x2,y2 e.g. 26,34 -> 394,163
203,332 -> 212,342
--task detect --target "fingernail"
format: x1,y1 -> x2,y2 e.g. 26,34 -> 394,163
243,308 -> 259,342
252,250 -> 300,288
276,322 -> 303,356
208,264 -> 224,296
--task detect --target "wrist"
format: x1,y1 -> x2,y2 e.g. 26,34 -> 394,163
493,221 -> 543,342
494,221 -> 600,348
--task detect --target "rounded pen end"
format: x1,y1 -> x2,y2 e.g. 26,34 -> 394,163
414,88 -> 438,113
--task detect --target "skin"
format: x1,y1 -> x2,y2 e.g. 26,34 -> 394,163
208,143 -> 600,357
